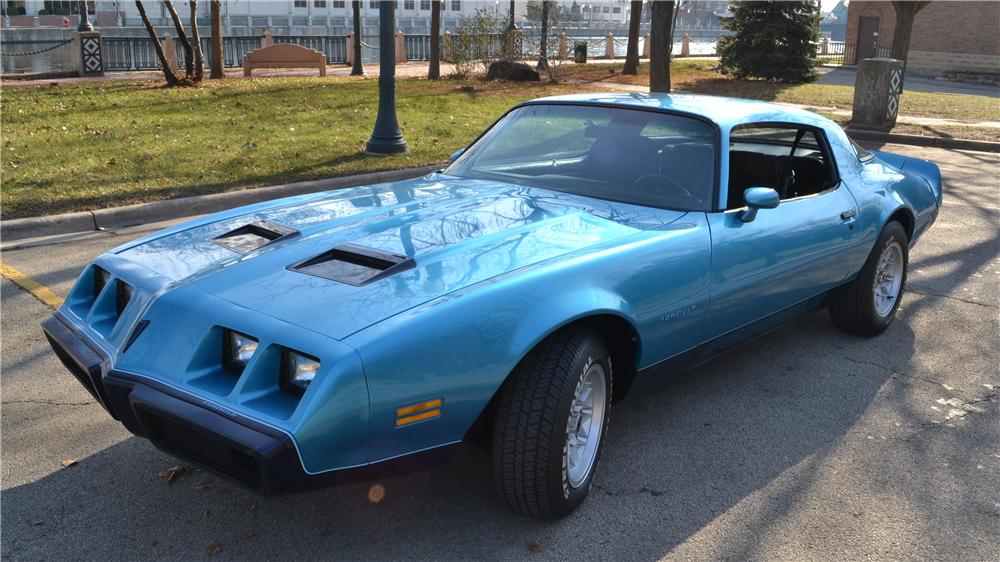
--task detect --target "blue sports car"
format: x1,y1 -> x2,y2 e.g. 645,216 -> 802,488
43,93 -> 941,518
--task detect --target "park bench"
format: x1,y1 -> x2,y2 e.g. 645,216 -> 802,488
243,43 -> 327,77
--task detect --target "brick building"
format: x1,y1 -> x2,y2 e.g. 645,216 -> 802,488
845,0 -> 999,77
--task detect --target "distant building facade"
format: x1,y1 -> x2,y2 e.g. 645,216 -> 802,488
845,0 -> 1000,76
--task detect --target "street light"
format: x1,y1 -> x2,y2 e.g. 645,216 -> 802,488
365,1 -> 407,154
77,0 -> 93,32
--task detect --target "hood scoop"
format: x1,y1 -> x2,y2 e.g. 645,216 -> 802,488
289,244 -> 415,286
213,221 -> 299,254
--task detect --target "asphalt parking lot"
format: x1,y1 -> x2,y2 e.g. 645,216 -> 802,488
1,144 -> 997,561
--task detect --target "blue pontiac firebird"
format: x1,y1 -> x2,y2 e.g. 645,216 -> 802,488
43,93 -> 941,518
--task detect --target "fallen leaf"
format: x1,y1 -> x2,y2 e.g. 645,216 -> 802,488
527,542 -> 543,553
159,465 -> 187,483
207,543 -> 222,556
194,479 -> 214,491
61,459 -> 78,468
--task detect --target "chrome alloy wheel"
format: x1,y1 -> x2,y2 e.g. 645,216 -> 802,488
873,241 -> 904,317
565,362 -> 607,489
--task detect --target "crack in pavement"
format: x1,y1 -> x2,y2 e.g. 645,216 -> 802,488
592,483 -> 667,498
907,289 -> 997,309
2,399 -> 95,407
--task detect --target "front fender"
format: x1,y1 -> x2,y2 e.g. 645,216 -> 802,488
344,258 -> 640,463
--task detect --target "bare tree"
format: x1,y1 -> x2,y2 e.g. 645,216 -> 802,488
537,0 -> 550,69
649,0 -> 675,93
623,0 -> 642,75
890,0 -> 930,77
135,1 -> 180,86
429,0 -> 441,79
189,0 -> 205,81
163,0 -> 194,78
209,0 -> 223,79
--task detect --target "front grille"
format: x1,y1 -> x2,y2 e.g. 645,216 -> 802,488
136,406 -> 263,489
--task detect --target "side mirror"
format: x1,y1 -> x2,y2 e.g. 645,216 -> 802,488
740,187 -> 780,223
449,148 -> 465,162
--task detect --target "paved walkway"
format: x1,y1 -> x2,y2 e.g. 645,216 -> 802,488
815,66 -> 999,98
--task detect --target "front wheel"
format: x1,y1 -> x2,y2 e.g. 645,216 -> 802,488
492,327 -> 612,519
830,221 -> 909,336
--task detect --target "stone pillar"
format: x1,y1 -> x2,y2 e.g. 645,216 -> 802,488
821,36 -> 830,56
77,31 -> 104,76
558,32 -> 568,60
346,31 -> 355,65
395,30 -> 406,64
162,32 -> 179,73
681,33 -> 690,57
851,57 -> 904,131
262,31 -> 273,46
605,32 -> 615,59
443,31 -> 453,63
642,34 -> 650,58
716,35 -> 726,55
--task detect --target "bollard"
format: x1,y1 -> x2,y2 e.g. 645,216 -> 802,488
605,32 -> 615,59
681,33 -> 690,57
558,32 -> 568,61
347,31 -> 355,65
851,57 -> 904,131
443,31 -> 453,63
162,32 -> 179,73
821,36 -> 830,56
716,35 -> 726,55
262,31 -> 273,47
642,33 -> 650,58
395,30 -> 406,64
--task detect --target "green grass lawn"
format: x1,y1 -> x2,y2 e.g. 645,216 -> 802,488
2,65 -> 997,219
1,77 -> 582,219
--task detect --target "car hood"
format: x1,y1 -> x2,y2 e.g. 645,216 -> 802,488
117,174 -> 685,340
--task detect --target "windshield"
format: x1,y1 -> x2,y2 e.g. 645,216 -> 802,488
446,104 -> 717,211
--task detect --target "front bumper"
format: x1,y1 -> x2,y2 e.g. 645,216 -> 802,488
41,313 -> 456,495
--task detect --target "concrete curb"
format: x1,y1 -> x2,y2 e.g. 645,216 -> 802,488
847,129 -> 1000,153
1,164 -> 443,242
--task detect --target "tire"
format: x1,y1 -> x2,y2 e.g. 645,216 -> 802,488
830,221 -> 909,336
492,327 -> 612,519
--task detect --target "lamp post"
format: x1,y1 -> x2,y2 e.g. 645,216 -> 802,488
77,0 -> 93,32
365,1 -> 407,154
507,0 -> 516,31
350,0 -> 365,75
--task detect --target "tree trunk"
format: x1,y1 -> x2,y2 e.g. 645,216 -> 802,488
622,1 -> 642,74
135,0 -> 180,86
350,0 -> 364,76
163,0 -> 194,79
209,0 -> 223,79
429,1 -> 441,79
649,0 -> 674,93
890,0 -> 929,79
537,0 -> 549,69
189,0 -> 204,82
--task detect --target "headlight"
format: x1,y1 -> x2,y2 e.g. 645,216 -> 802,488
93,266 -> 110,297
116,280 -> 133,315
223,329 -> 258,373
281,349 -> 320,396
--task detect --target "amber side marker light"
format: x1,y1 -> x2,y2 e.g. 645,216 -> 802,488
395,398 -> 443,427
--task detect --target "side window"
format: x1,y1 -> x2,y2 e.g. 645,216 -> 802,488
849,137 -> 874,162
726,124 -> 837,210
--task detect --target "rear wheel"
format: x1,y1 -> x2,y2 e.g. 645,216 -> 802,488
830,221 -> 909,336
492,327 -> 612,519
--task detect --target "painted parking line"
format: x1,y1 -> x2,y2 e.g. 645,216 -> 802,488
0,261 -> 64,309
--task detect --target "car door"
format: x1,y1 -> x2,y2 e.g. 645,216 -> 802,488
701,124 -> 862,347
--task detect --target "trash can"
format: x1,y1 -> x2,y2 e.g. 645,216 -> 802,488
574,42 -> 587,64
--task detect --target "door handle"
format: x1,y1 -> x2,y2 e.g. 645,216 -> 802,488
840,210 -> 856,221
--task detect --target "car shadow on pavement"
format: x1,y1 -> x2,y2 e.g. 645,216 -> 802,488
2,310 -> 924,561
